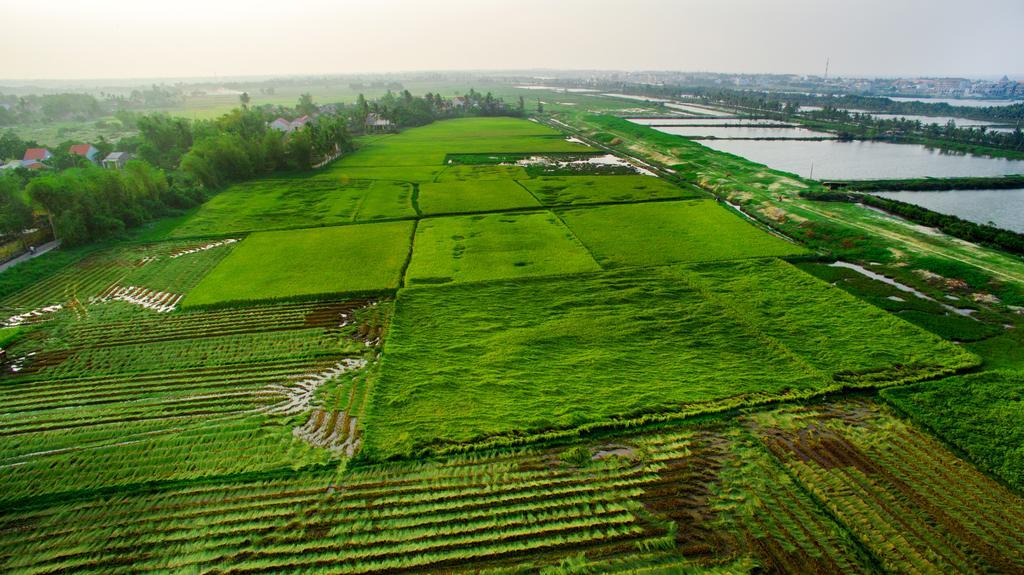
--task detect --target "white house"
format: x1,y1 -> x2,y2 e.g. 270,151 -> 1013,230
102,152 -> 132,170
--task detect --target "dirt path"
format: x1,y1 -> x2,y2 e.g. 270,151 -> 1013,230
0,240 -> 61,274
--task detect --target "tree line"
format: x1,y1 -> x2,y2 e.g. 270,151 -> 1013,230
1,88 -> 523,249
1,96 -> 355,248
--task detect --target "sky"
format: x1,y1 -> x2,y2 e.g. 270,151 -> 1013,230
2,0 -> 1022,80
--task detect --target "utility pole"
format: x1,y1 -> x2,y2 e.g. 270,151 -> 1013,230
824,57 -> 830,80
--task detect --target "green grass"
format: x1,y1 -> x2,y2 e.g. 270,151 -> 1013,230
520,175 -> 701,206
314,165 -> 445,183
331,117 -> 593,167
437,164 -> 529,181
558,200 -> 808,267
168,178 -> 415,237
418,179 -> 541,215
405,211 -> 601,286
184,222 -> 413,307
364,260 -> 972,459
0,327 -> 22,348
966,329 -> 1024,369
882,370 -> 1024,492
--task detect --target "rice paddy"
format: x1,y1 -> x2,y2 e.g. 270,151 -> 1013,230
2,115 -> 1020,574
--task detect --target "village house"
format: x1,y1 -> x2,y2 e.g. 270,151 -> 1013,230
101,152 -> 132,170
22,148 -> 52,163
69,143 -> 100,163
19,148 -> 52,170
269,117 -> 291,132
269,115 -> 314,133
364,113 -> 394,132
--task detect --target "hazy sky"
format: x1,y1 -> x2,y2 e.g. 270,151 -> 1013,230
2,0 -> 1022,80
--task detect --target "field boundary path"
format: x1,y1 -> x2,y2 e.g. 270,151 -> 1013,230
0,240 -> 61,274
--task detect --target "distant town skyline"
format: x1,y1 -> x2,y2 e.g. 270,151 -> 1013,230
2,0 -> 1022,81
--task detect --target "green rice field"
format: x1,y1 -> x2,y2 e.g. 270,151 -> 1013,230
558,200 -> 809,267
3,113 -> 1022,574
184,222 -> 413,307
405,211 -> 601,286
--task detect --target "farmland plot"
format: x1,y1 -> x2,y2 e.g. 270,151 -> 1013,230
0,298 -> 386,506
882,369 -> 1024,491
330,117 -> 593,168
184,221 -> 414,307
365,262 -> 970,459
1,239 -> 238,321
558,200 -> 808,267
749,399 -> 1024,574
405,211 -> 601,285
168,179 -> 416,237
520,175 -> 701,206
0,417 -> 873,574
417,179 -> 541,215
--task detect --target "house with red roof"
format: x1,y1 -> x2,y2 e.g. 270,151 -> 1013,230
269,118 -> 291,132
69,143 -> 99,163
22,148 -> 52,162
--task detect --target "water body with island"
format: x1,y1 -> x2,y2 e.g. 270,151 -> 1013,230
871,188 -> 1024,233
887,97 -> 1023,107
653,126 -> 834,140
695,139 -> 1024,180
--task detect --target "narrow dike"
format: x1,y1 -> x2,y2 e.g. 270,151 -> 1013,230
398,219 -> 419,289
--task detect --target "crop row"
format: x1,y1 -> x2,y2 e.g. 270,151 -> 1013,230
0,414 -> 895,574
750,400 -> 1024,574
0,239 -> 239,316
53,299 -> 372,349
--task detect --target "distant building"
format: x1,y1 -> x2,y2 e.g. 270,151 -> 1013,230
68,143 -> 99,163
451,96 -> 468,108
269,118 -> 291,132
269,116 -> 314,133
102,152 -> 132,170
19,160 -> 46,170
364,113 -> 393,132
318,104 -> 339,115
22,148 -> 52,163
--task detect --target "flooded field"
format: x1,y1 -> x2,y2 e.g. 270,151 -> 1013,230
888,96 -> 1024,107
664,102 -> 733,116
867,113 -> 1011,128
653,126 -> 835,139
871,188 -> 1024,233
628,117 -> 789,126
697,138 -> 1024,180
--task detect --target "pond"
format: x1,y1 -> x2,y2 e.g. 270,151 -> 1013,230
866,113 -> 1009,128
888,97 -> 1023,107
652,126 -> 834,140
664,103 -> 733,117
628,118 -> 787,126
870,188 -> 1024,233
695,139 -> 1024,180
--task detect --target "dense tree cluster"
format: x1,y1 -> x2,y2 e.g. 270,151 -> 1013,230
0,93 -> 104,126
1,88 -> 522,249
22,161 -> 195,246
351,89 -> 523,131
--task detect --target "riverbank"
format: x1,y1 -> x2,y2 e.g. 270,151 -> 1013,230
826,174 -> 1024,192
